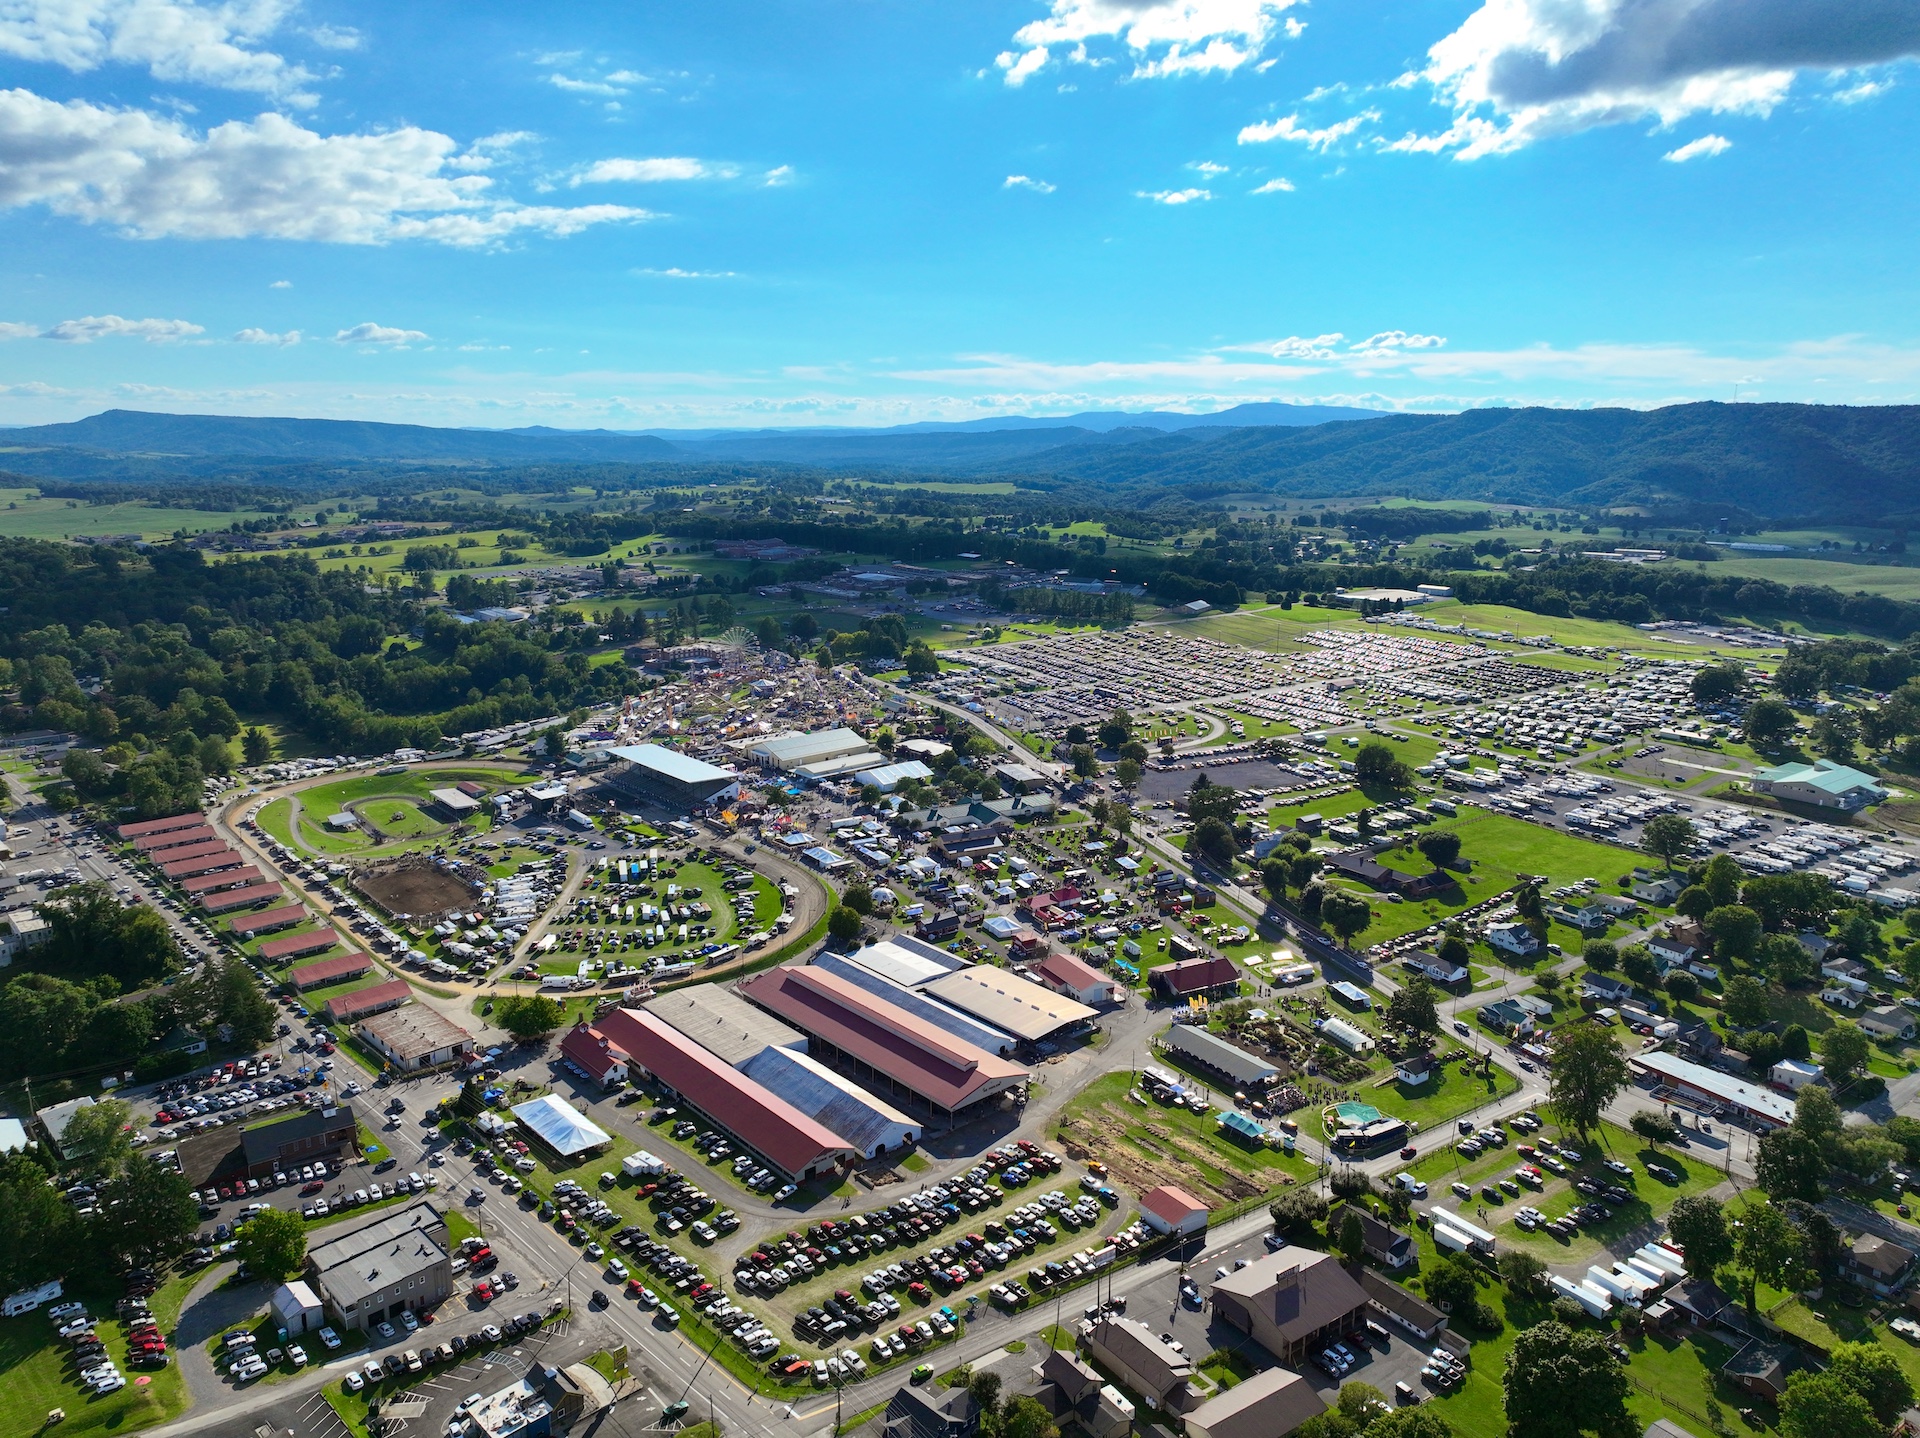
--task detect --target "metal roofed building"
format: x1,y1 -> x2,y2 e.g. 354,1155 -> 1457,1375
838,935 -> 969,989
737,963 -> 1029,1123
738,1043 -> 920,1158
262,929 -> 344,963
354,1004 -> 476,1071
810,952 -> 1018,1056
921,966 -> 1097,1044
306,1199 -> 452,1327
510,1094 -> 613,1157
324,979 -> 412,1024
645,984 -> 807,1067
427,787 -> 482,818
604,744 -> 743,809
748,728 -> 874,772
848,760 -> 933,793
1632,1051 -> 1796,1127
35,1095 -> 95,1158
1163,1024 -> 1281,1088
593,1008 -> 857,1177
1751,759 -> 1889,812
288,951 -> 372,990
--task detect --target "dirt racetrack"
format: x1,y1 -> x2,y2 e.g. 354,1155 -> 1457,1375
355,861 -> 476,919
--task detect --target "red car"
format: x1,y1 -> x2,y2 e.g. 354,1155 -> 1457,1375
1400,1146 -> 1418,1160
301,1181 -> 325,1196
907,1282 -> 929,1301
472,1280 -> 496,1303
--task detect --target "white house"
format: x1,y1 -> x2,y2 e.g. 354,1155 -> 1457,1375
1487,922 -> 1540,956
1138,1184 -> 1210,1237
1770,1058 -> 1823,1091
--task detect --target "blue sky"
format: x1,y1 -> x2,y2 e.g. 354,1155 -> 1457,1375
1,0 -> 1917,429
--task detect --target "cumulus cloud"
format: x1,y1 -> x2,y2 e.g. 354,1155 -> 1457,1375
1261,333 -> 1343,359
1249,176 -> 1295,192
1353,331 -> 1446,352
0,89 -> 650,245
994,0 -> 1303,86
1003,173 -> 1056,192
0,0 -> 319,103
1188,159 -> 1228,174
633,267 -> 736,278
762,164 -> 794,186
41,313 -> 201,341
572,156 -> 738,184
1238,110 -> 1377,149
1138,186 -> 1211,203
233,326 -> 297,343
1663,133 -> 1732,161
335,322 -> 426,345
268,278 -> 289,287
1395,0 -> 1920,158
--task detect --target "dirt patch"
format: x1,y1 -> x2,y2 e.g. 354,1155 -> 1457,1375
355,859 -> 478,920
1055,1103 -> 1281,1211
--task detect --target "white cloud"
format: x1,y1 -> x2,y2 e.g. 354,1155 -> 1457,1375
1836,77 -> 1891,102
41,313 -> 201,341
633,267 -> 736,278
0,89 -> 650,245
572,156 -> 737,184
1353,331 -> 1446,351
0,0 -> 318,103
305,22 -> 358,50
1003,173 -> 1056,193
547,73 -> 624,95
335,322 -> 426,345
1249,176 -> 1294,192
762,164 -> 794,186
1663,134 -> 1731,162
0,320 -> 37,338
1188,159 -> 1228,174
233,326 -> 297,344
1138,187 -> 1211,203
1238,110 -> 1377,149
268,277 -> 290,287
1398,0 -> 1920,158
1256,333 -> 1343,359
996,0 -> 1303,85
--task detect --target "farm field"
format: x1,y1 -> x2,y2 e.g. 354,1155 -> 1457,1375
0,486 -> 303,539
1054,1071 -> 1315,1210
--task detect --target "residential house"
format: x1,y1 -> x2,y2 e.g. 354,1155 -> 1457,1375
1849,1235 -> 1916,1297
1149,956 -> 1241,1002
1486,922 -> 1539,957
1722,1341 -> 1803,1400
1655,1276 -> 1728,1330
1582,973 -> 1634,1004
1082,1317 -> 1194,1410
1630,873 -> 1684,905
1328,1204 -> 1415,1269
1770,1058 -> 1822,1091
1028,1348 -> 1135,1438
1860,1006 -> 1916,1041
885,1383 -> 981,1438
1355,1268 -> 1447,1341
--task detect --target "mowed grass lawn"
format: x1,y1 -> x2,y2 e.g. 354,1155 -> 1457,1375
0,1272 -> 193,1438
1399,1118 -> 1725,1268
1333,809 -> 1640,949
1373,1057 -> 1520,1136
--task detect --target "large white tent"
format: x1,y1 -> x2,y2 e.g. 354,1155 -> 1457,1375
510,1093 -> 612,1156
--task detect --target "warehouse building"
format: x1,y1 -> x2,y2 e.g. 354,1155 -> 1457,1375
923,965 -> 1097,1045
117,812 -> 208,842
645,984 -> 807,1066
324,980 -> 412,1024
747,728 -> 875,773
604,744 -> 743,809
594,1008 -> 858,1178
1631,1051 -> 1796,1128
738,963 -> 1029,1125
354,1004 -> 475,1071
738,1044 -> 920,1158
835,935 -> 968,988
262,929 -> 343,963
427,787 -> 482,820
307,1200 -> 452,1328
229,903 -> 308,938
811,953 -> 1018,1057
289,951 -> 373,990
1163,1025 -> 1280,1088
201,880 -> 281,912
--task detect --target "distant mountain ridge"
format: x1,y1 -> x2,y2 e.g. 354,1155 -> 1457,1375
3,401 -> 1919,518
606,400 -> 1385,441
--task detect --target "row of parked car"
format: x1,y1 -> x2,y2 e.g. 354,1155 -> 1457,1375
616,1233 -> 780,1359
338,1310 -> 552,1394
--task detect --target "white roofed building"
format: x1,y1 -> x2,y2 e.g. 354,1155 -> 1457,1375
605,744 -> 742,809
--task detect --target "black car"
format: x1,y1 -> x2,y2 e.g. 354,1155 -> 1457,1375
373,1158 -> 398,1173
